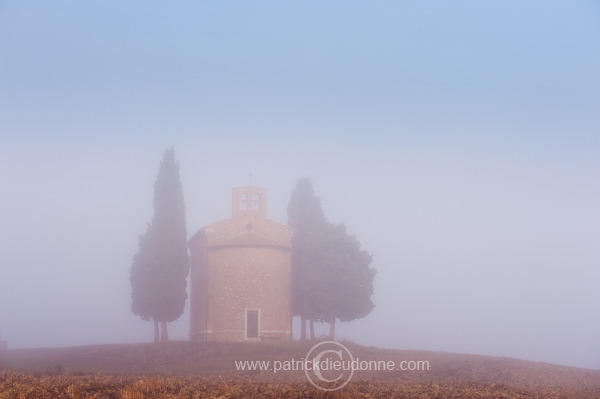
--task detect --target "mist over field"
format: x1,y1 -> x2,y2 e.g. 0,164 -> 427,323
1,1 -> 599,371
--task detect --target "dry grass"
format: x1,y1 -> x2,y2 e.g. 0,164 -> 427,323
1,373 -> 599,399
1,341 -> 599,398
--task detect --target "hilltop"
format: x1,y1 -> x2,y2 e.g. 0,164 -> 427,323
1,341 -> 599,398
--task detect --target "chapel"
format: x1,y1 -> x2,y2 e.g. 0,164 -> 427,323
188,186 -> 293,341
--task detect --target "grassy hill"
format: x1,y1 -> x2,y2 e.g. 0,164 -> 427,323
1,341 -> 599,398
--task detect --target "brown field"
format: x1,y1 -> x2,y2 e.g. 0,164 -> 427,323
1,341 -> 599,398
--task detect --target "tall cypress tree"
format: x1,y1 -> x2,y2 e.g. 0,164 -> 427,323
287,178 -> 327,340
287,178 -> 376,340
130,148 -> 189,342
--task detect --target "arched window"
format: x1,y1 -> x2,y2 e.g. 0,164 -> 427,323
239,194 -> 247,210
251,194 -> 260,210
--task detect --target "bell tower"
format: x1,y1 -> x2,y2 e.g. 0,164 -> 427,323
232,186 -> 267,218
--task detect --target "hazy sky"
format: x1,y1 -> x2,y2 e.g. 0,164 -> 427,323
1,1 -> 599,369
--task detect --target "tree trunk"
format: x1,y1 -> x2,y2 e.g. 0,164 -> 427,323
160,321 -> 169,342
153,319 -> 159,343
300,316 -> 306,341
329,317 -> 336,340
310,319 -> 315,340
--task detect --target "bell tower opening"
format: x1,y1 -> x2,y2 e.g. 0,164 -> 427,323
232,186 -> 267,218
239,194 -> 247,210
251,194 -> 260,210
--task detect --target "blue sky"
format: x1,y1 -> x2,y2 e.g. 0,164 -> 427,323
1,1 -> 599,369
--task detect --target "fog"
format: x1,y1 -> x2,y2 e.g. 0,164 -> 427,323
1,1 -> 599,370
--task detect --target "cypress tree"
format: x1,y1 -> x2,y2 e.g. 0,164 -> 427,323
308,223 -> 376,339
287,179 -> 376,340
287,178 -> 327,340
130,148 -> 189,342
